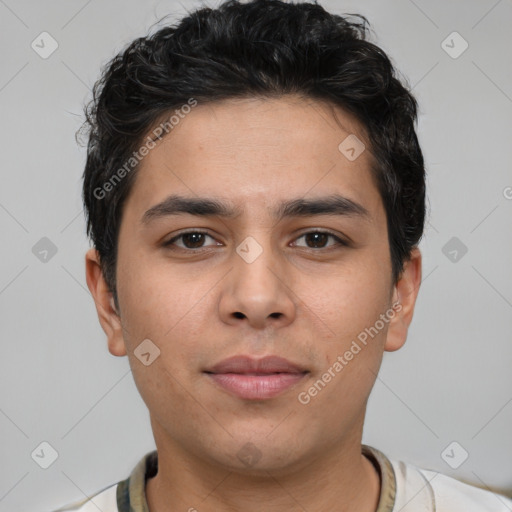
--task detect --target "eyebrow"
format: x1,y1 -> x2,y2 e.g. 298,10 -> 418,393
141,194 -> 371,225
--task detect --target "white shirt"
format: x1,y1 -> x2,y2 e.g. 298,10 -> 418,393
52,445 -> 512,511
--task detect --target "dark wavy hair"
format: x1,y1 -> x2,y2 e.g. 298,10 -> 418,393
81,0 -> 426,310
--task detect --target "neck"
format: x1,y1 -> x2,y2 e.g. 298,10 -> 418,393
146,428 -> 381,512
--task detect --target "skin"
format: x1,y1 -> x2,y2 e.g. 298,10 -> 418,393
86,95 -> 422,512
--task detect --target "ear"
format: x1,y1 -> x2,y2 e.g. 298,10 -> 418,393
85,248 -> 127,357
384,247 -> 422,352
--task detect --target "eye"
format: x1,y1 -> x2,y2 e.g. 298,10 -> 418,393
163,230 -> 220,249
292,231 -> 347,249
162,229 -> 348,251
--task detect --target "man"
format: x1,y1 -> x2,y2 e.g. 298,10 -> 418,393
56,0 -> 512,510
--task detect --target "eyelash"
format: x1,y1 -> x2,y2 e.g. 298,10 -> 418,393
162,229 -> 348,251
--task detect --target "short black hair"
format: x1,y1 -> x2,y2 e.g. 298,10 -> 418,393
81,0 -> 426,310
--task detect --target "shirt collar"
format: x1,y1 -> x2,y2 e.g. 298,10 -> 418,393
362,444 -> 397,512
117,444 -> 397,512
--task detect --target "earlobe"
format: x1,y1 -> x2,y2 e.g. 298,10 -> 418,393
384,248 -> 422,352
85,248 -> 127,357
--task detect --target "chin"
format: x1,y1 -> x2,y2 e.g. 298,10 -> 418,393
201,432 -> 312,477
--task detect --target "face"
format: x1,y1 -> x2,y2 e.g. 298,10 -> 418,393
86,96 -> 421,475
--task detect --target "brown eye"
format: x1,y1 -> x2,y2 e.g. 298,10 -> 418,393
293,231 -> 346,249
180,232 -> 207,248
164,231 -> 219,249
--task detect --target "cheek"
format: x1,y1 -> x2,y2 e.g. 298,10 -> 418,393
118,271 -> 220,400
117,252 -> 210,343
302,259 -> 391,342
129,357 -> 207,436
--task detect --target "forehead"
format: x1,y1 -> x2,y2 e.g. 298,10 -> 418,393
152,96 -> 370,167
124,96 -> 382,221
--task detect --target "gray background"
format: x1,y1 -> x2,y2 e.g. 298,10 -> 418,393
0,0 -> 511,510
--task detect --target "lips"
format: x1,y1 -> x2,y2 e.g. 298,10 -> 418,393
205,355 -> 308,375
204,355 -> 309,400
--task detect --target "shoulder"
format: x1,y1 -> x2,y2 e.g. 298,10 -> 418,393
390,457 -> 512,511
422,468 -> 512,512
48,450 -> 155,512
50,482 -> 119,512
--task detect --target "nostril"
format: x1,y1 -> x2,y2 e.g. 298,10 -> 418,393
233,312 -> 245,319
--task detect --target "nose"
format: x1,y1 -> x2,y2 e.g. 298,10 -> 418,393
218,238 -> 296,330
